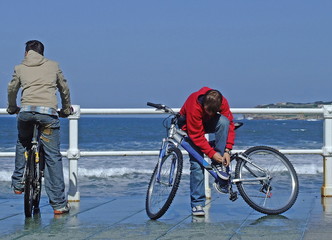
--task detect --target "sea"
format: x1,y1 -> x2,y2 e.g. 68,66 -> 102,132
0,116 -> 324,199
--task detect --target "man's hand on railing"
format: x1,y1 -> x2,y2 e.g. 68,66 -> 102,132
59,106 -> 74,118
6,106 -> 20,115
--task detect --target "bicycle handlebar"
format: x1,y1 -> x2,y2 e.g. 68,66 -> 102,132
147,102 -> 175,114
147,102 -> 165,109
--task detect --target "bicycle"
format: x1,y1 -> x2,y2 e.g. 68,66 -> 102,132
145,102 -> 299,220
19,109 -> 71,218
22,122 -> 45,218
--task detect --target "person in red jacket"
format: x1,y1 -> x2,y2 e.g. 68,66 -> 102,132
179,87 -> 235,216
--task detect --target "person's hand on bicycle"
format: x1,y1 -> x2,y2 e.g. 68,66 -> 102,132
223,150 -> 231,166
212,152 -> 230,166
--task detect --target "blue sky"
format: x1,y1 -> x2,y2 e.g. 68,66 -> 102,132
0,1 -> 331,108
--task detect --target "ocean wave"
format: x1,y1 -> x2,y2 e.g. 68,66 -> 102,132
78,167 -> 152,178
291,129 -> 306,132
293,163 -> 323,175
0,170 -> 12,182
78,167 -> 190,178
0,161 -> 322,183
0,146 -> 16,151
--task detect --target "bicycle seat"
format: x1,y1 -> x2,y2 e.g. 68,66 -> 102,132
234,122 -> 243,130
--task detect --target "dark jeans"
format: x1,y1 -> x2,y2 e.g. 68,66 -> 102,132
12,112 -> 67,210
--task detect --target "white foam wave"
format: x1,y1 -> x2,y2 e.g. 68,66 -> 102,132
77,167 -> 191,178
0,146 -> 16,151
0,170 -> 12,181
291,129 -> 306,132
78,167 -> 153,178
0,164 -> 322,183
293,163 -> 323,175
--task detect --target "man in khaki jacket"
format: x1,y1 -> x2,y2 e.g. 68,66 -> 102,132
7,40 -> 72,215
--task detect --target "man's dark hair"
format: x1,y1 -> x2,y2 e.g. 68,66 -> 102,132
203,89 -> 223,113
25,40 -> 44,55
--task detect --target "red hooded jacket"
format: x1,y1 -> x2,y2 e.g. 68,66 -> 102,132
179,87 -> 235,158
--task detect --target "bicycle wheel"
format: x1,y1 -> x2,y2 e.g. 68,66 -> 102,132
33,149 -> 44,213
146,146 -> 183,220
24,150 -> 35,217
235,146 -> 299,215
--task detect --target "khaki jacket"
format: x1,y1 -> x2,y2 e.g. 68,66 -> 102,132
7,50 -> 71,114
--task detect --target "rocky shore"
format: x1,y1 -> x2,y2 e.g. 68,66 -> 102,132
243,101 -> 332,120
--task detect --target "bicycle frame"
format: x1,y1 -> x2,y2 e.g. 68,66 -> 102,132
231,153 -> 271,183
22,125 -> 41,183
31,124 -> 43,197
157,119 -> 220,181
156,118 -> 271,187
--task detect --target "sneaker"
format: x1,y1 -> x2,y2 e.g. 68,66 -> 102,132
192,206 -> 205,216
54,203 -> 70,215
212,163 -> 230,180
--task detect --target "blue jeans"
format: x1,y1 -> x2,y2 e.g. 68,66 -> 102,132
12,112 -> 67,210
190,114 -> 229,208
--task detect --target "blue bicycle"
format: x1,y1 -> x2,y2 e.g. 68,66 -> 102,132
145,102 -> 299,220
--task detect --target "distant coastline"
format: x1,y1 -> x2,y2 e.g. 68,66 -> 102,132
243,101 -> 332,120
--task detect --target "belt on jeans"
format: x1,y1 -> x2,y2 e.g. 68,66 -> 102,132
20,106 -> 58,116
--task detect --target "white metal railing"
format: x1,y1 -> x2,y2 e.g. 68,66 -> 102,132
1,105 -> 332,202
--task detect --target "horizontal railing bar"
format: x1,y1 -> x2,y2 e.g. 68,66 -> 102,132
0,153 -> 15,157
78,149 -> 323,156
230,108 -> 323,114
79,150 -> 160,156
0,149 -> 322,158
80,108 -> 170,115
80,108 -> 324,115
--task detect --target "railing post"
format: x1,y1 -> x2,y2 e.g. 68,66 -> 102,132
205,134 -> 211,199
67,105 -> 81,202
322,105 -> 332,198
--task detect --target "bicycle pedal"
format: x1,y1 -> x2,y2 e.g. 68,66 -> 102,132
229,191 -> 238,202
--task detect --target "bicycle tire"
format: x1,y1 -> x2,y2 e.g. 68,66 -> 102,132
235,146 -> 299,215
33,149 -> 44,212
24,149 -> 35,217
146,146 -> 183,220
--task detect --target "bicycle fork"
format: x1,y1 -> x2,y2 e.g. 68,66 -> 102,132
156,138 -> 177,186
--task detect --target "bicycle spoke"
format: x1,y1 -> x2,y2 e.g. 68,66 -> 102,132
146,147 -> 183,220
235,146 -> 298,215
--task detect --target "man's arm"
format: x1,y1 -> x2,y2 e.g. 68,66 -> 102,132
7,68 -> 21,114
186,108 -> 216,158
56,66 -> 72,116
